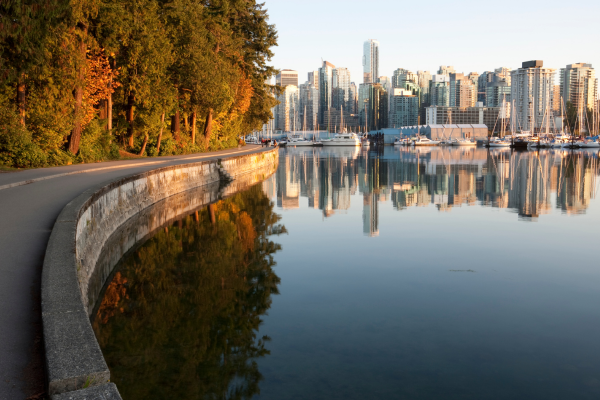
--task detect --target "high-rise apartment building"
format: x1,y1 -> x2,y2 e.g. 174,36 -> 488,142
276,70 -> 299,87
552,85 -> 561,113
559,63 -> 597,112
389,88 -> 419,128
318,61 -> 335,127
392,68 -> 419,89
510,60 -> 556,131
358,83 -> 371,128
363,39 -> 380,84
275,85 -> 299,132
348,83 -> 358,114
299,83 -> 319,131
478,72 -> 493,104
450,73 -> 477,108
429,75 -> 450,107
468,72 -> 479,88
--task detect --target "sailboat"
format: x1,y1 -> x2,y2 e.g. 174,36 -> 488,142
287,106 -> 317,147
321,105 -> 361,146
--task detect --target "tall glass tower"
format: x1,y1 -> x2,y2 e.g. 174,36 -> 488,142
363,39 -> 379,84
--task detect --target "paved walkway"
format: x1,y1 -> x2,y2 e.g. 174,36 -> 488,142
0,146 -> 265,399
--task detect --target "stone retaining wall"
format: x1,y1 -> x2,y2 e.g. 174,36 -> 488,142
41,148 -> 278,399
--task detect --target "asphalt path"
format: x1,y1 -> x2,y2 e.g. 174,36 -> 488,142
0,145 -> 265,399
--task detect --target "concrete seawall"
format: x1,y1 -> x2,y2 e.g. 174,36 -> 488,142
41,148 -> 279,399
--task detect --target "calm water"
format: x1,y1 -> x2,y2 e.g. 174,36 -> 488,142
94,146 -> 600,400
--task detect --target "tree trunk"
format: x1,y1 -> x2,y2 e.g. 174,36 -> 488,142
126,92 -> 135,147
139,133 -> 148,156
172,110 -> 180,142
208,204 -> 216,225
156,112 -> 165,155
203,108 -> 213,150
191,111 -> 197,144
183,112 -> 189,132
68,25 -> 87,155
107,81 -> 113,132
16,75 -> 26,126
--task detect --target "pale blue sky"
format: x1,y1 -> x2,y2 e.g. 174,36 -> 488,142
264,0 -> 600,85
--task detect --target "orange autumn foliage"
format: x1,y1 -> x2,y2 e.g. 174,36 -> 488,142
96,272 -> 128,324
82,49 -> 120,128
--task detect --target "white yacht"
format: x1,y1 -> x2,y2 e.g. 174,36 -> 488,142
412,136 -> 440,146
579,139 -> 600,148
321,132 -> 361,146
487,138 -> 511,148
450,138 -> 476,146
286,133 -> 318,147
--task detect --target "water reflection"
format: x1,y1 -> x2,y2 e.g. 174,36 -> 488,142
93,185 -> 285,400
274,147 -> 600,233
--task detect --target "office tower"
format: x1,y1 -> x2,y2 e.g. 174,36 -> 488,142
437,66 -> 456,76
275,85 -> 299,132
363,39 -> 380,84
559,63 -> 597,113
449,73 -> 476,108
318,61 -> 335,128
299,82 -> 319,130
276,70 -> 299,87
429,75 -> 450,107
348,82 -> 358,114
367,83 -> 388,130
307,71 -> 319,89
332,67 -> 352,111
389,88 -> 419,128
510,60 -> 556,132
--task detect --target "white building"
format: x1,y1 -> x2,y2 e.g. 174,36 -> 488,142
510,60 -> 556,132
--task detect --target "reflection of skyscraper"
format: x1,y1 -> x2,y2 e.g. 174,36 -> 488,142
362,193 -> 379,237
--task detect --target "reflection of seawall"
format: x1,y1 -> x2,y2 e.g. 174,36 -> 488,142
41,148 -> 279,398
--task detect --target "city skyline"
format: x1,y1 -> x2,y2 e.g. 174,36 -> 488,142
264,0 -> 600,88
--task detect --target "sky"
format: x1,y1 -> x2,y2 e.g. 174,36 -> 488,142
263,0 -> 600,85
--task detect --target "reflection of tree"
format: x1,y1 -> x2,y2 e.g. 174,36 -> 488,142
93,184 -> 285,400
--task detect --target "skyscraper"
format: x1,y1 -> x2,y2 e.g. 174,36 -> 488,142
510,60 -> 555,132
318,61 -> 335,128
348,83 -> 358,114
276,70 -> 299,87
368,84 -> 388,131
363,39 -> 380,84
559,63 -> 597,113
332,67 -> 352,112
